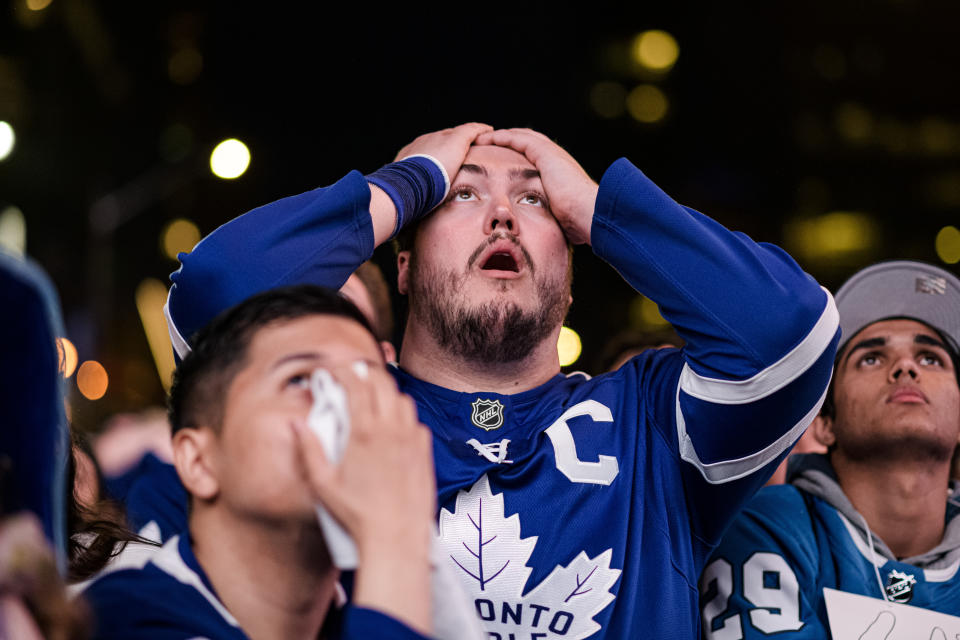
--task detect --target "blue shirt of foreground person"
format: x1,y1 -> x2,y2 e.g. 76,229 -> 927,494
84,286 -> 441,640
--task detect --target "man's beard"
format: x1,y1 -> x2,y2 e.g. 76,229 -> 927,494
835,426 -> 957,465
407,248 -> 571,365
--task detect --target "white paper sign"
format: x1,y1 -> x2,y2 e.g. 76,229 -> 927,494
824,587 -> 960,639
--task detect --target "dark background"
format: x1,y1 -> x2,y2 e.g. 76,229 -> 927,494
2,0 -> 958,430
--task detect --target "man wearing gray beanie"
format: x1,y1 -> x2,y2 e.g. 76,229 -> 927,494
700,261 -> 960,639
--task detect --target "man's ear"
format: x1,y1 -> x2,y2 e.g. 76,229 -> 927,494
810,415 -> 836,448
396,250 -> 411,295
379,340 -> 398,363
172,428 -> 220,501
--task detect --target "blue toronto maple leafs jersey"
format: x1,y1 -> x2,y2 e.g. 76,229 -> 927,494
82,532 -> 430,640
166,158 -> 840,639
700,468 -> 960,639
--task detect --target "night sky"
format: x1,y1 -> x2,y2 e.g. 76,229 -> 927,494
2,0 -> 958,428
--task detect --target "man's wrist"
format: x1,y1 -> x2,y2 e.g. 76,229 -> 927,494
366,156 -> 449,238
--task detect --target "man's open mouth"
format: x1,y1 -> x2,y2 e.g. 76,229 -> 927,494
481,252 -> 520,272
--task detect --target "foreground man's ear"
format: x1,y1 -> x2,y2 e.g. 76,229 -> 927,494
172,427 -> 220,501
380,340 -> 397,363
397,250 -> 411,295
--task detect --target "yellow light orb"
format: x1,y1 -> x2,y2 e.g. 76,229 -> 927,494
558,326 -> 583,367
631,30 -> 680,72
936,226 -> 960,265
627,85 -> 669,124
168,47 -> 203,85
55,337 -> 78,378
210,138 -> 250,179
590,82 -> 627,119
0,206 -> 26,256
77,360 -> 109,400
161,218 -> 201,260
629,296 -> 669,329
26,0 -> 53,11
0,121 -> 15,161
834,103 -> 873,143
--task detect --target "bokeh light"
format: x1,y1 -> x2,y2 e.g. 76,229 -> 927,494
630,296 -> 669,329
0,206 -> 26,255
627,85 -> 669,123
136,278 -> 176,391
785,212 -> 879,263
161,218 -> 201,260
834,103 -> 873,143
210,138 -> 250,179
168,47 -> 203,85
631,30 -> 679,72
590,81 -> 627,119
55,337 -> 78,378
558,326 -> 582,367
936,226 -> 960,264
77,360 -> 109,400
26,0 -> 52,10
0,121 -> 15,161
813,44 -> 846,81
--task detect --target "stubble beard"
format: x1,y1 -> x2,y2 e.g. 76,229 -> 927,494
407,252 -> 571,365
834,416 -> 957,465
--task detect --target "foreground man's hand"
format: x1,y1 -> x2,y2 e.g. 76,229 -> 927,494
395,122 -> 494,186
476,127 -> 599,245
292,363 -> 435,636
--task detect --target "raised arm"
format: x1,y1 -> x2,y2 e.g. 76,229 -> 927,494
165,124 -> 491,354
478,128 -> 840,541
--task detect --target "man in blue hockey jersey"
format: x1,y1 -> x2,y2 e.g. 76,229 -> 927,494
165,124 -> 840,638
700,260 -> 960,639
85,286 -> 439,639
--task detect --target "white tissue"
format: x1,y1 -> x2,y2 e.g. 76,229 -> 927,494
306,367 -> 358,569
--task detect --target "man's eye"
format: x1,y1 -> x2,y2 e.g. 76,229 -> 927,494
520,193 -> 544,207
287,373 -> 310,389
452,188 -> 476,201
859,354 -> 879,366
920,353 -> 943,366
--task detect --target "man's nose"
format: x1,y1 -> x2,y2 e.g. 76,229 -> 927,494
484,201 -> 517,235
890,357 -> 919,382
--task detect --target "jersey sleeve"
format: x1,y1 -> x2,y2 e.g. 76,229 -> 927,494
699,487 -> 826,639
591,159 -> 840,542
165,170 -> 376,352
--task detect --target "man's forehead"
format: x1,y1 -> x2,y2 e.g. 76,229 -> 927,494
839,317 -> 946,362
458,145 -> 537,177
250,316 -> 381,366
851,318 -> 941,342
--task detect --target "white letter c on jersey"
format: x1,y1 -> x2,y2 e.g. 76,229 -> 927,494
545,400 -> 619,485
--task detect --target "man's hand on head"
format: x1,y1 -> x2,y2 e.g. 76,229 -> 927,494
394,123 -> 494,187
475,128 -> 599,245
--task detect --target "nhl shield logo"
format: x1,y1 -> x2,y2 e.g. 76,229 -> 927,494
884,570 -> 916,603
470,399 -> 505,431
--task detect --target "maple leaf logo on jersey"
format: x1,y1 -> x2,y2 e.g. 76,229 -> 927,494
437,475 -> 621,639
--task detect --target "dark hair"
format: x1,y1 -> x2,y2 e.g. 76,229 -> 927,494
392,222 -> 419,255
168,285 -> 376,435
819,321 -> 960,420
66,430 -> 153,582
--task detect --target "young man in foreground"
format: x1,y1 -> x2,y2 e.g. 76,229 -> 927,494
166,124 -> 840,638
85,286 -> 438,639
700,261 -> 960,639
